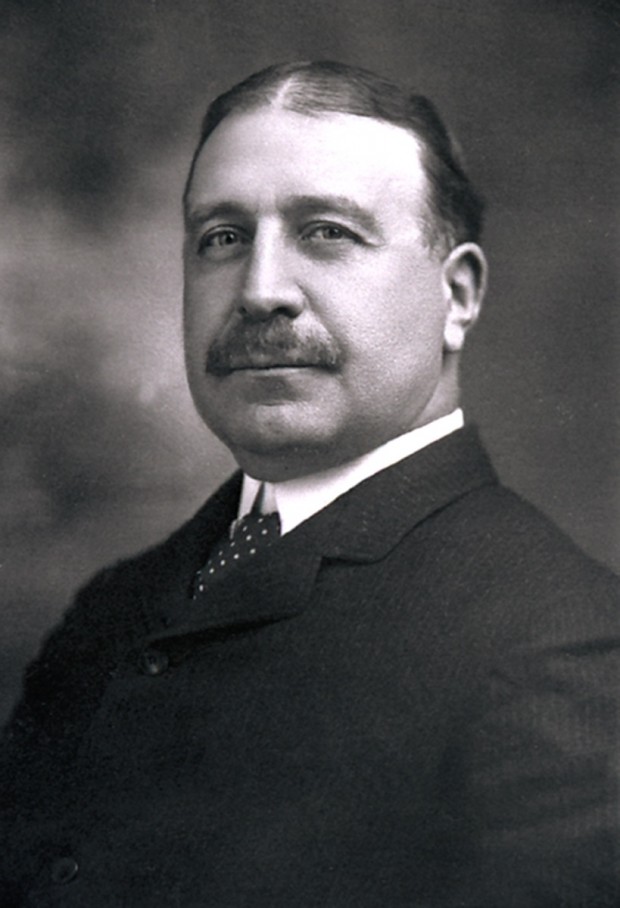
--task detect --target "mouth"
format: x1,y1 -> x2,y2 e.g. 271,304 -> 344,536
230,360 -> 318,371
208,354 -> 337,377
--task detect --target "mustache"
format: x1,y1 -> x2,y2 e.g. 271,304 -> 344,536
206,316 -> 343,377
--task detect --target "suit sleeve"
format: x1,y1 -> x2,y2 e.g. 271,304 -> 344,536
460,572 -> 620,907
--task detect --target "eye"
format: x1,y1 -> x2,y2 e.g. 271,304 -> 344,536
301,222 -> 357,243
197,227 -> 249,259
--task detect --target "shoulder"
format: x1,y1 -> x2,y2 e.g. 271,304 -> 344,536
440,480 -> 619,596
13,470 -> 241,693
389,469 -> 620,677
421,479 -> 620,646
61,468 -> 243,639
1,473 -> 240,742
418,483 -> 620,754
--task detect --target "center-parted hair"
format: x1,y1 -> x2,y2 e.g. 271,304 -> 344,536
184,60 -> 485,253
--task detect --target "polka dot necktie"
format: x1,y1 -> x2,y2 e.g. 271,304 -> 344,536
193,509 -> 281,598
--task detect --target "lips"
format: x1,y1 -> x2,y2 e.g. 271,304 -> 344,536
221,352 -> 321,373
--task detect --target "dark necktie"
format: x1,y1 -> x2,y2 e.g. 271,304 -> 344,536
193,509 -> 281,598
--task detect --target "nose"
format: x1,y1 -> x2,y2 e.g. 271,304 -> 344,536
237,226 -> 305,320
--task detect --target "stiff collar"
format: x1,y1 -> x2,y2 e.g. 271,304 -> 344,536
239,409 -> 464,535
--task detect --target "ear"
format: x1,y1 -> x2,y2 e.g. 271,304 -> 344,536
441,243 -> 488,353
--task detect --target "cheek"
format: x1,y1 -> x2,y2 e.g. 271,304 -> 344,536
183,304 -> 213,384
183,294 -> 205,339
183,280 -> 227,348
384,268 -> 447,352
332,281 -> 443,365
183,260 -> 237,321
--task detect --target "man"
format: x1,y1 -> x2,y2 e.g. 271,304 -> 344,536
1,61 -> 618,907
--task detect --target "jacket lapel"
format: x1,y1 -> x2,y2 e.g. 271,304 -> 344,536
146,426 -> 497,641
306,424 -> 498,562
154,540 -> 323,639
143,471 -> 323,641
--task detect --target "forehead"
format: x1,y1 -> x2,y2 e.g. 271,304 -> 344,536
186,107 -> 429,215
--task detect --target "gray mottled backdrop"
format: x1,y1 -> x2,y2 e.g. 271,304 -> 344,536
1,0 -> 618,723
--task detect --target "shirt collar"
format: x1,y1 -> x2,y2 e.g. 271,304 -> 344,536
239,409 -> 464,536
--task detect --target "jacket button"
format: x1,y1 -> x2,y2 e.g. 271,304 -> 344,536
51,856 -> 79,884
139,648 -> 169,676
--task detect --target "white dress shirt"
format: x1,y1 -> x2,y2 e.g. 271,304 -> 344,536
238,409 -> 464,536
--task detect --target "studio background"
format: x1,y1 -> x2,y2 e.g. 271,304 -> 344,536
1,0 -> 618,724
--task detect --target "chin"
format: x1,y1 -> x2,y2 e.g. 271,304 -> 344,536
225,423 -> 323,459
214,420 -> 339,480
210,398 -> 323,446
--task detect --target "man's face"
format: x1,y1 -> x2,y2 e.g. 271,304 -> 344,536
184,107 -> 458,480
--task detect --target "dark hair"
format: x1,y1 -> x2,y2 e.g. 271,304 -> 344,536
184,60 -> 484,252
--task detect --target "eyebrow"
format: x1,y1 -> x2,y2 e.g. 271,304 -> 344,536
281,195 -> 384,238
184,202 -> 247,231
184,194 -> 384,239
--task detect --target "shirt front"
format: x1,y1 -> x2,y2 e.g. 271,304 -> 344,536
238,409 -> 464,536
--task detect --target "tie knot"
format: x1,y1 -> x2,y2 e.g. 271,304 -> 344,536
193,510 -> 281,598
230,510 -> 280,541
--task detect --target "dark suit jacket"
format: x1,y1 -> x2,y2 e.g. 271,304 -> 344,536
1,427 -> 619,906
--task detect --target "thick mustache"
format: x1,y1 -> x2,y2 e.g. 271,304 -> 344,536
206,317 -> 343,377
